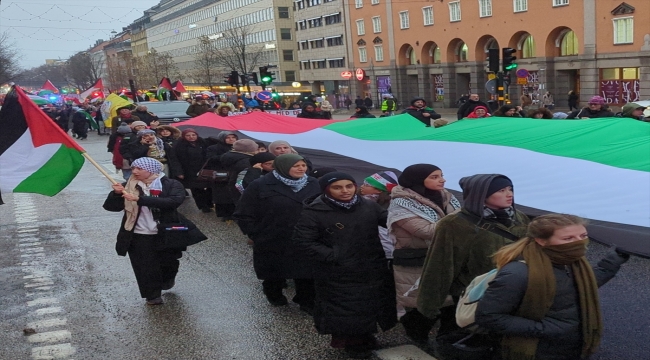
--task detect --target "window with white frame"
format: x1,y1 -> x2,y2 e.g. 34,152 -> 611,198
553,0 -> 568,6
422,6 -> 434,26
371,0 -> 379,4
372,16 -> 382,33
355,0 -> 363,8
399,11 -> 410,29
449,2 -> 461,22
374,45 -> 384,61
358,47 -> 368,62
513,0 -> 527,12
479,0 -> 492,17
356,19 -> 365,35
613,17 -> 633,44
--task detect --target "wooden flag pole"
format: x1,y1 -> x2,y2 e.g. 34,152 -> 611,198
81,152 -> 119,185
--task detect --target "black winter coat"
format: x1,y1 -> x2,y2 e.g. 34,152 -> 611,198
206,142 -> 233,205
234,172 -> 320,279
220,151 -> 253,203
567,107 -> 615,119
293,196 -> 397,335
71,111 -> 88,133
475,251 -> 625,360
402,106 -> 441,126
174,139 -> 208,188
102,177 -> 186,256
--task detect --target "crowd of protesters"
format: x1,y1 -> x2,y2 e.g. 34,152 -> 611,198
102,102 -> 635,359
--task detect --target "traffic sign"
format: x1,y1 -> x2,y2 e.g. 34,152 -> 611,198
256,91 -> 272,101
487,73 -> 497,80
355,68 -> 365,81
517,77 -> 528,85
341,71 -> 352,79
485,79 -> 498,94
516,69 -> 529,78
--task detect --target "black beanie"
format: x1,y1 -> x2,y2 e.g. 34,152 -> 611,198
318,172 -> 356,192
486,176 -> 513,198
398,164 -> 441,196
249,152 -> 276,166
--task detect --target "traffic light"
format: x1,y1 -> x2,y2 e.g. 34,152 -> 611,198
250,72 -> 259,86
225,71 -> 240,86
502,47 -> 517,72
240,73 -> 250,85
487,48 -> 499,73
259,66 -> 275,86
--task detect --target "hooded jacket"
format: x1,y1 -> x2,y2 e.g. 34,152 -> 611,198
156,125 -> 181,148
401,97 -> 441,126
416,174 -> 530,319
619,103 -> 648,121
567,106 -> 615,119
297,103 -> 326,119
457,99 -> 490,119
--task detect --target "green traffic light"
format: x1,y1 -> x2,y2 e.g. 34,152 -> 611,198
505,63 -> 518,70
261,76 -> 272,82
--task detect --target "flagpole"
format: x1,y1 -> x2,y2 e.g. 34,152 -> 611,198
81,152 -> 119,185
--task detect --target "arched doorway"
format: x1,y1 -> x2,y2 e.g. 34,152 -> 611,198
398,43 -> 417,65
475,35 -> 499,61
447,38 -> 468,62
421,41 -> 441,65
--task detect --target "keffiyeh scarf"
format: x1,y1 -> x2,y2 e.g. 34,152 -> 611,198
273,170 -> 308,192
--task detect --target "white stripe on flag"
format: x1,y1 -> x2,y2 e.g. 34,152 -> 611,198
0,131 -> 60,193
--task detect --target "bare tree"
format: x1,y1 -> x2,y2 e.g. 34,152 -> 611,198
16,63 -> 68,88
105,51 -> 134,89
66,51 -> 103,89
189,36 -> 221,90
212,22 -> 266,76
133,48 -> 180,89
0,31 -> 21,85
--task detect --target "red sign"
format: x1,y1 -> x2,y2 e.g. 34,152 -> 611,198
355,68 -> 365,81
340,71 -> 352,79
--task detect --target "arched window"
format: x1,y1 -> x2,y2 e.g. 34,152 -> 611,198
429,45 -> 441,63
457,43 -> 468,62
521,35 -> 535,58
560,31 -> 579,56
407,46 -> 417,65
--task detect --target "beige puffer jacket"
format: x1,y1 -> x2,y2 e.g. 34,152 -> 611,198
387,186 -> 460,310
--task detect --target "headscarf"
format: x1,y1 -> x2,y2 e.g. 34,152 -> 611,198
268,140 -> 299,156
123,158 -> 164,231
272,154 -> 309,192
466,106 -> 491,118
181,128 -> 198,142
137,129 -> 166,159
216,131 -> 237,144
398,164 -> 444,209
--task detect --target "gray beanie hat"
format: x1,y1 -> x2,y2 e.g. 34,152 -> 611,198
117,122 -> 132,134
232,139 -> 259,153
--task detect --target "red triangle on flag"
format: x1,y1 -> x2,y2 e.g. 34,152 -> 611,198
41,80 -> 59,93
172,80 -> 186,93
159,77 -> 173,91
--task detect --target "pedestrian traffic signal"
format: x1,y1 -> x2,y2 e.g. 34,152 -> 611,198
502,48 -> 517,72
225,71 -> 240,86
259,66 -> 275,86
487,48 -> 500,73
240,73 -> 250,85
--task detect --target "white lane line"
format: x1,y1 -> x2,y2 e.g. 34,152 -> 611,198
31,343 -> 76,359
27,318 -> 68,330
27,298 -> 59,307
26,330 -> 72,344
34,307 -> 63,316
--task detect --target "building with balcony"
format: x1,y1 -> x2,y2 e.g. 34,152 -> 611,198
344,0 -> 650,109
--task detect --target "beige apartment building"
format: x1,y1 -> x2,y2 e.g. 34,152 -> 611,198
294,0 -> 348,95
344,0 -> 650,109
138,0 -> 299,88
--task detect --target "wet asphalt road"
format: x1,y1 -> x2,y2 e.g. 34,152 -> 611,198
0,131 -> 648,360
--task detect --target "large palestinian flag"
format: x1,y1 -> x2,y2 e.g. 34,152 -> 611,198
176,112 -> 650,257
0,86 -> 85,204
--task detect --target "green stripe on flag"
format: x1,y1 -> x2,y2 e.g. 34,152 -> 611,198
323,116 -> 650,172
13,144 -> 84,196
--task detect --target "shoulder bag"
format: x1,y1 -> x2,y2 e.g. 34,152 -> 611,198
156,211 -> 208,250
196,159 -> 229,183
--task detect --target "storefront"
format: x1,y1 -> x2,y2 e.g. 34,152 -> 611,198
599,67 -> 640,104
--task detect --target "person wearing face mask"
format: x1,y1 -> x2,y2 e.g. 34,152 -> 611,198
234,154 -> 320,312
293,172 -> 397,359
413,174 -> 530,343
102,157 -> 186,305
388,164 -> 461,332
475,214 -> 629,360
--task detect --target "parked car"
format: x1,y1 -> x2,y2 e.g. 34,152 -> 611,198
137,101 -> 192,124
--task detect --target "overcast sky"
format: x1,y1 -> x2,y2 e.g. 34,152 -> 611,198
0,0 -> 161,69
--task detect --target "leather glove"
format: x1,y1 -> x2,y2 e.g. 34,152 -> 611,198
433,119 -> 449,128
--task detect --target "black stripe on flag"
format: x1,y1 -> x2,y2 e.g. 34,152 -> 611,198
0,87 -> 29,205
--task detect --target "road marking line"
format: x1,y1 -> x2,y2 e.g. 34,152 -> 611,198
25,282 -> 54,288
31,343 -> 76,359
21,253 -> 45,258
19,243 -> 43,247
26,330 -> 71,344
375,345 -> 438,360
27,318 -> 67,329
34,307 -> 63,315
27,298 -> 59,307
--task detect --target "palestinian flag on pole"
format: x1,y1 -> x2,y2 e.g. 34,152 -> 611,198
0,86 -> 85,204
176,112 -> 650,257
157,77 -> 173,100
41,80 -> 59,93
79,79 -> 104,100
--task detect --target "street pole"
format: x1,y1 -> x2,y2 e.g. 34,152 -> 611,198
497,72 -> 505,107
